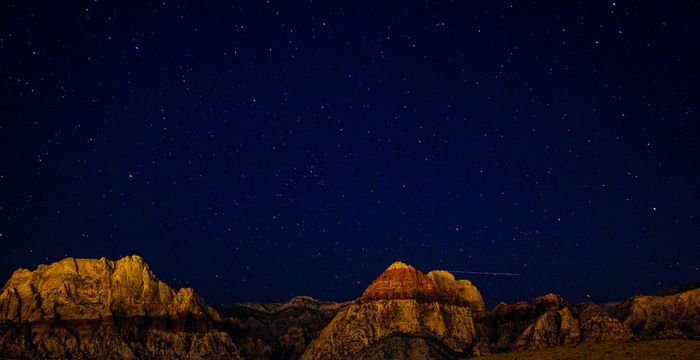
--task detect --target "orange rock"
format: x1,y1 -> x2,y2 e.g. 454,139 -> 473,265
0,255 -> 222,322
359,261 -> 442,302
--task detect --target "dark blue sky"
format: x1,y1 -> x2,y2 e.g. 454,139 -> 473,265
1,1 -> 699,307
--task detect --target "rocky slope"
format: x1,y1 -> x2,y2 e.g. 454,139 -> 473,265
0,255 -> 241,359
300,261 -> 487,359
577,286 -> 700,338
220,296 -> 349,360
486,287 -> 700,353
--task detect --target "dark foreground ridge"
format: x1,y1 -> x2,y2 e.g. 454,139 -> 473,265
0,256 -> 698,359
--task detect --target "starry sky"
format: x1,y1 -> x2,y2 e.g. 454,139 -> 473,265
1,1 -> 699,307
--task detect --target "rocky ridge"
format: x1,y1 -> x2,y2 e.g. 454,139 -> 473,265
220,296 -> 350,360
0,256 -> 698,359
577,286 -> 700,338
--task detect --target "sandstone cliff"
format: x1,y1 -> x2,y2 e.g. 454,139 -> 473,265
0,255 -> 240,359
300,261 -> 486,360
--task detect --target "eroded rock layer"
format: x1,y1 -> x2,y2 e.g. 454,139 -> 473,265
221,296 -> 349,360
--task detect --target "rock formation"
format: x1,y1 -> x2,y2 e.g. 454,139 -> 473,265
0,255 -> 241,359
488,293 -> 580,351
300,261 -> 486,359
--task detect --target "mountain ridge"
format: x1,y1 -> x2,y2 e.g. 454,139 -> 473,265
0,255 -> 698,359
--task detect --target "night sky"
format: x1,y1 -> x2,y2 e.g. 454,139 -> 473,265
1,1 -> 699,307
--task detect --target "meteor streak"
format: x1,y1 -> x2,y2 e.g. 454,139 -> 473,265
448,270 -> 521,276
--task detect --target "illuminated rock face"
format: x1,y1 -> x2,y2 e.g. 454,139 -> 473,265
0,255 -> 241,359
0,255 -> 221,322
301,262 -> 485,360
359,261 -> 447,302
359,262 -> 487,314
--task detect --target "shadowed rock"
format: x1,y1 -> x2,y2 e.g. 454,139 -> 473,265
489,293 -> 580,351
220,295 -> 349,360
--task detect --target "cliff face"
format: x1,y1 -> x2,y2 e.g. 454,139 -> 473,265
0,255 -> 240,359
0,256 -> 221,322
300,262 -> 485,360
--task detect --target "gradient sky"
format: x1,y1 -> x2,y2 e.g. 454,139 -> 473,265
1,1 -> 699,307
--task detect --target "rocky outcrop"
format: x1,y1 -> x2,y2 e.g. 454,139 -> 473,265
221,296 -> 349,360
300,262 -> 484,359
488,287 -> 700,353
624,289 -> 700,337
0,255 -> 241,359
